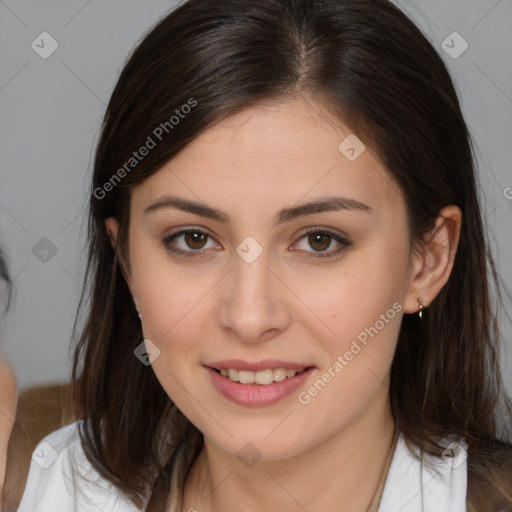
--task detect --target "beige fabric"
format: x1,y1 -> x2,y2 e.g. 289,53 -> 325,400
2,382 -> 79,512
0,359 -> 17,504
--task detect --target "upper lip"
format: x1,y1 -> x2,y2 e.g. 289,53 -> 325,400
205,359 -> 314,371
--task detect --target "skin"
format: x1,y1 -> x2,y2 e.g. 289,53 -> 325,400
106,96 -> 462,512
0,356 -> 17,499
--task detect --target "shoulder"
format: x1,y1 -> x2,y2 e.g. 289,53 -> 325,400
379,433 -> 468,511
392,433 -> 512,512
16,420 -> 143,512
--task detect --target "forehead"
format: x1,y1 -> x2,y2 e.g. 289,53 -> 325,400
131,97 -> 404,220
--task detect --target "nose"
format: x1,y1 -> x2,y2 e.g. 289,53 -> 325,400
217,249 -> 292,344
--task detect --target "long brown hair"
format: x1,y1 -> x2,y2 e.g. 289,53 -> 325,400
71,0 -> 512,510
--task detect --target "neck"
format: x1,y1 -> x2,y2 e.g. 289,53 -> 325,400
182,383 -> 396,512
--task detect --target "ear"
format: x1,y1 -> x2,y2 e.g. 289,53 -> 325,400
403,205 -> 462,315
105,217 -> 119,250
104,217 -> 136,299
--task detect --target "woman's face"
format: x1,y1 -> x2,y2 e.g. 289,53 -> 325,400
111,97 -> 422,460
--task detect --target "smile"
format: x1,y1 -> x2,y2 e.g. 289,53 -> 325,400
216,367 -> 307,385
205,364 -> 316,406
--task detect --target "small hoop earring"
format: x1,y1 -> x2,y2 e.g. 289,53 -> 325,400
418,297 -> 424,319
133,300 -> 142,320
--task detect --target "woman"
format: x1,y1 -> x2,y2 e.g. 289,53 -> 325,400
17,0 -> 512,510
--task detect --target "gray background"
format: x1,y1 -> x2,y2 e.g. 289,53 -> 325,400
0,0 -> 511,393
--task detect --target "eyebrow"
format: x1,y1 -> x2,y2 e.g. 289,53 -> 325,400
144,194 -> 372,225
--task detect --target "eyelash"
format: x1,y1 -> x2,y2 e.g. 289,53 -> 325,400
163,227 -> 352,260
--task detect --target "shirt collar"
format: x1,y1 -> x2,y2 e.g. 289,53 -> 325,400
378,433 -> 468,512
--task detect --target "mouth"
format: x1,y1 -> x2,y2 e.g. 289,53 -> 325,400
204,361 -> 316,406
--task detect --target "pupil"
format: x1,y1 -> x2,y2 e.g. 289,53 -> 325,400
186,232 -> 206,249
309,233 -> 330,251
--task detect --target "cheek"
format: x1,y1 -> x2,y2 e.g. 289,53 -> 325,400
139,275 -> 212,348
285,244 -> 407,421
291,269 -> 403,441
129,235 -> 213,337
290,242 -> 407,349
137,271 -> 214,417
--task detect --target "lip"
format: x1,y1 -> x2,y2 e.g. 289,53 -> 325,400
205,365 -> 316,407
205,359 -> 313,371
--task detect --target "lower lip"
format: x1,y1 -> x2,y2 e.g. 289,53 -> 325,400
205,366 -> 315,406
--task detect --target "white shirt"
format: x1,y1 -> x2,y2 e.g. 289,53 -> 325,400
17,420 -> 468,511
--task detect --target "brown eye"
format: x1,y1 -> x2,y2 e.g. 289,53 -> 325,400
184,231 -> 208,249
308,232 -> 332,251
163,229 -> 219,257
292,228 -> 352,260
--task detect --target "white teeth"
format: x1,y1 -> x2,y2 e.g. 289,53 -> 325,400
254,369 -> 274,385
217,367 -> 308,384
273,368 -> 287,382
238,370 -> 255,384
228,369 -> 239,382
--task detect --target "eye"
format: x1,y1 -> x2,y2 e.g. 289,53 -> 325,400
290,228 -> 352,259
163,227 -> 351,260
163,228 -> 220,257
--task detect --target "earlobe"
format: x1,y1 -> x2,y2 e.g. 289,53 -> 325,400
105,217 -> 120,250
403,205 -> 462,315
